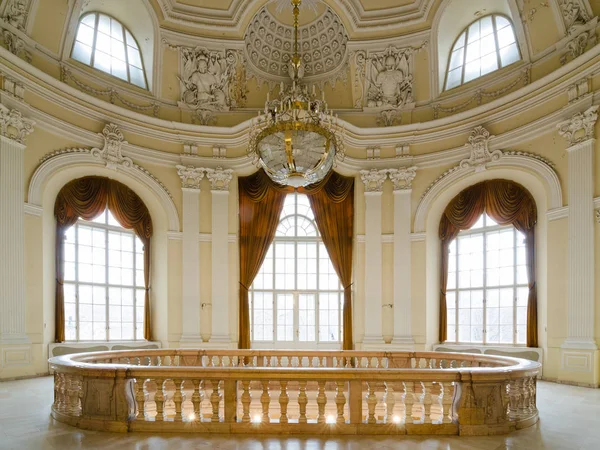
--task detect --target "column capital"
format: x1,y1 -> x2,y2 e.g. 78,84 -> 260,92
206,166 -> 233,192
0,104 -> 34,145
387,166 -> 417,191
176,165 -> 205,190
360,169 -> 387,192
557,105 -> 599,147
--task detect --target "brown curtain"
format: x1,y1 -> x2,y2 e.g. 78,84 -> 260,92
438,179 -> 538,347
54,176 -> 153,342
238,170 -> 289,349
300,171 -> 355,350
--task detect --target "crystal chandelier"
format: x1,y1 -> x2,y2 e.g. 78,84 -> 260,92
248,0 -> 345,188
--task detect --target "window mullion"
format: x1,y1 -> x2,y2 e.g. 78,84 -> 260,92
90,13 -> 99,68
105,226 -> 110,340
492,15 -> 503,69
482,226 -> 487,345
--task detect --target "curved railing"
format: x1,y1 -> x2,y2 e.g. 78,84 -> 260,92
49,349 -> 540,436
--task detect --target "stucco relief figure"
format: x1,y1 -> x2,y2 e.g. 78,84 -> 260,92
3,0 -> 28,30
366,48 -> 414,109
180,48 -> 238,112
560,0 -> 591,33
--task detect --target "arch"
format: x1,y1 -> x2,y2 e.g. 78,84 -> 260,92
430,0 -> 530,97
63,0 -> 160,93
28,152 -> 180,232
414,153 -> 562,233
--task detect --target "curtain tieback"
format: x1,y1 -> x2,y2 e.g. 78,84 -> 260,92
239,282 -> 250,291
56,278 -> 64,286
343,283 -> 353,291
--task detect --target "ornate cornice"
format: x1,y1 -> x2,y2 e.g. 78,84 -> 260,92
387,166 -> 417,190
176,165 -> 205,189
557,105 -> 599,146
359,168 -> 387,192
0,103 -> 34,144
206,167 -> 233,191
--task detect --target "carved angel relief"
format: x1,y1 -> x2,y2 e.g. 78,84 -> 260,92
179,47 -> 243,125
366,46 -> 415,110
560,0 -> 592,34
2,0 -> 30,31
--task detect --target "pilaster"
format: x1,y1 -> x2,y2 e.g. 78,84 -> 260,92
207,167 -> 234,347
176,165 -> 204,345
360,169 -> 386,347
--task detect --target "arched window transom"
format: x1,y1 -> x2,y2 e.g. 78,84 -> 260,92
72,12 -> 147,89
446,213 -> 528,345
250,193 -> 343,347
445,14 -> 520,91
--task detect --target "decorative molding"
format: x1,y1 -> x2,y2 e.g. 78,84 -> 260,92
433,66 -> 531,119
366,147 -> 380,160
547,206 -> 569,221
387,166 -> 417,190
460,126 -> 502,171
29,150 -> 179,232
206,167 -> 233,191
212,146 -> 226,159
2,76 -> 25,100
60,66 -> 160,117
1,28 -> 30,62
176,165 -> 205,190
243,6 -> 348,87
90,124 -> 132,170
567,77 -> 590,103
558,0 -> 593,35
352,50 -> 366,109
557,105 -> 599,146
1,0 -> 30,31
179,47 -> 242,124
414,150 -> 562,232
595,208 -> 600,223
359,168 -> 387,192
0,103 -> 34,144
23,202 -> 42,216
167,231 -> 237,243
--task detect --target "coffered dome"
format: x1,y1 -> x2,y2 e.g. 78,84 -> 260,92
244,4 -> 349,85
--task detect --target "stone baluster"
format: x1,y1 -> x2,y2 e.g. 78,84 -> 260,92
192,380 -> 203,420
422,382 -> 433,424
135,378 -> 146,420
210,380 -> 222,422
335,381 -> 346,424
441,382 -> 454,424
403,381 -> 415,424
366,382 -> 377,424
261,380 -> 270,423
384,381 -> 395,423
173,379 -> 183,422
507,380 -> 519,421
241,380 -> 251,423
298,381 -> 308,424
155,378 -> 165,421
317,381 -> 327,424
53,373 -> 59,411
517,379 -> 527,419
279,381 -> 289,424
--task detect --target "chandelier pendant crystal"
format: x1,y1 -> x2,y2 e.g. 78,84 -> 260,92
248,0 -> 345,188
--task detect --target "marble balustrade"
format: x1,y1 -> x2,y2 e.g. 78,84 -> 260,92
48,350 -> 540,436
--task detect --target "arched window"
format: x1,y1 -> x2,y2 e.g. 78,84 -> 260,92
446,214 -> 528,345
63,209 -> 146,341
250,193 -> 343,347
444,15 -> 520,91
71,12 -> 147,89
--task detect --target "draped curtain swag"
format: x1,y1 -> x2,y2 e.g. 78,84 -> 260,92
54,176 -> 153,342
238,170 -> 355,350
438,179 -> 538,347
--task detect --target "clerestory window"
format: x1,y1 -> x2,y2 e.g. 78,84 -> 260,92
71,12 -> 147,89
445,14 -> 521,91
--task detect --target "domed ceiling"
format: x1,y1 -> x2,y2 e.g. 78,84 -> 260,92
244,3 -> 349,85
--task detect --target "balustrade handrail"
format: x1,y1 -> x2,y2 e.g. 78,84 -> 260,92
49,349 -> 541,436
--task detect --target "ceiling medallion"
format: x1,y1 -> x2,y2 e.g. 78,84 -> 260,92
244,2 -> 348,86
248,0 -> 345,188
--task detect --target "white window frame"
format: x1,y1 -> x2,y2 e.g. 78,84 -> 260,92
71,12 -> 148,89
250,193 -> 344,349
445,214 -> 528,346
63,210 -> 146,342
444,14 -> 521,91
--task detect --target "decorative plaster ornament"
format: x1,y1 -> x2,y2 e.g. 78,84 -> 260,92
560,29 -> 597,65
557,105 -> 599,146
460,126 -> 502,171
559,0 -> 592,34
272,0 -> 319,14
2,0 -> 29,31
91,124 -> 132,170
176,165 -> 205,190
387,166 -> 417,190
179,47 -> 241,123
376,109 -> 402,127
366,46 -> 416,110
206,167 -> 233,191
2,29 -> 30,62
0,103 -> 34,144
596,208 -> 600,223
360,169 -> 387,192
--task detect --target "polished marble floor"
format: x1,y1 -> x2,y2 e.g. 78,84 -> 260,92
0,376 -> 599,450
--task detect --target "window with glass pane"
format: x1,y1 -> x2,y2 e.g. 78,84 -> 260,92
250,193 -> 343,346
71,13 -> 147,89
445,15 -> 521,91
63,209 -> 146,341
446,214 -> 528,345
